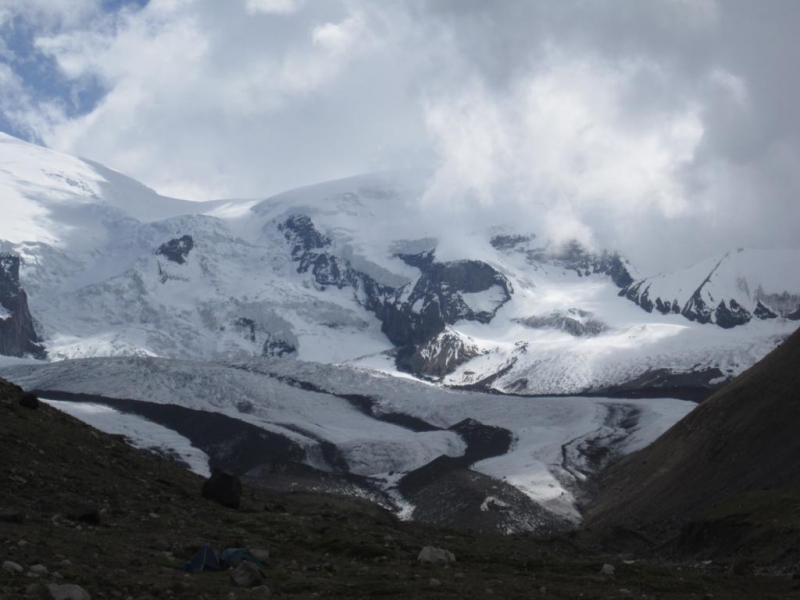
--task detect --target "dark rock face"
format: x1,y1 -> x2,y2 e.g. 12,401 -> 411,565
517,310 -> 607,337
754,301 -> 778,320
528,240 -> 634,288
715,299 -> 751,329
235,318 -> 296,358
156,235 -> 194,264
489,234 -> 533,252
681,288 -> 714,324
278,215 -> 511,376
492,236 -> 635,289
394,330 -> 481,379
202,468 -> 243,509
383,251 -> 512,348
262,336 -> 296,358
0,254 -> 46,359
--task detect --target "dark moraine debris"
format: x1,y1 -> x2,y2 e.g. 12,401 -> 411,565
156,234 -> 194,264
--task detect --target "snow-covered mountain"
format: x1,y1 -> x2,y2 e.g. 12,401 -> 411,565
0,132 -> 798,396
620,249 -> 800,327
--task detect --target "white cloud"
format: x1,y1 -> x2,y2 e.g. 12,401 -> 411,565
245,0 -> 304,16
28,1 -> 388,200
422,56 -> 704,255
3,0 -> 800,273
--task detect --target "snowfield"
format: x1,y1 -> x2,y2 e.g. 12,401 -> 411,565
41,398 -> 212,477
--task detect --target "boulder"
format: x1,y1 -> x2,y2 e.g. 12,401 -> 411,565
0,510 -> 24,523
201,468 -> 242,509
47,583 -> 91,600
19,394 -> 39,410
2,560 -> 22,573
417,546 -> 456,565
66,503 -> 100,525
230,561 -> 263,588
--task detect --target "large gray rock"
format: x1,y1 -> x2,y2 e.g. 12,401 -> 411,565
47,583 -> 91,600
2,560 -> 22,573
417,546 -> 456,565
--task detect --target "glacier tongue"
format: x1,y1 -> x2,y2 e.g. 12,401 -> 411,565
1,355 -> 694,531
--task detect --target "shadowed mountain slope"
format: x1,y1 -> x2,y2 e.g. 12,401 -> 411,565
586,327 -> 800,531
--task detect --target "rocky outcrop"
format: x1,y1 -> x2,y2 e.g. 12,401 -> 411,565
491,236 -> 634,288
278,215 -> 511,376
753,300 -> 778,320
156,234 -> 194,264
517,309 -> 607,337
395,330 -> 481,379
534,241 -> 634,288
382,250 -> 512,347
0,254 -> 46,359
202,468 -> 243,509
714,299 -> 751,329
621,252 -> 800,328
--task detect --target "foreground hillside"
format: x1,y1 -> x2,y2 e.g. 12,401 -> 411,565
2,378 -> 798,599
587,328 -> 800,565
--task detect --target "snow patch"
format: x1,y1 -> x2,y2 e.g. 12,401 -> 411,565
42,398 -> 211,477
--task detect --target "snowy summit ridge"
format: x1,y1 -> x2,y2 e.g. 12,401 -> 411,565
0,133 -> 798,396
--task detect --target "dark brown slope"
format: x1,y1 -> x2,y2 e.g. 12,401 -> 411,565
586,327 -> 800,531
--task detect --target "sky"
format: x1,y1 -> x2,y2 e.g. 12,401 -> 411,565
1,0 -> 799,274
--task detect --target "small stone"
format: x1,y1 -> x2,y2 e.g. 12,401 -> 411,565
417,546 -> 456,565
3,561 -> 23,573
47,583 -> 91,600
619,590 -> 632,595
250,549 -> 269,564
148,513 -> 159,520
429,578 -> 441,588
250,586 -> 271,596
454,572 -> 465,579
600,564 -> 615,576
30,565 -> 48,576
60,560 -> 72,568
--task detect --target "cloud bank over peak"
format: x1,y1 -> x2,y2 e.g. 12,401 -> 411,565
1,0 -> 799,273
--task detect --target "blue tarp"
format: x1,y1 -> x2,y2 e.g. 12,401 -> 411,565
180,544 -> 223,572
